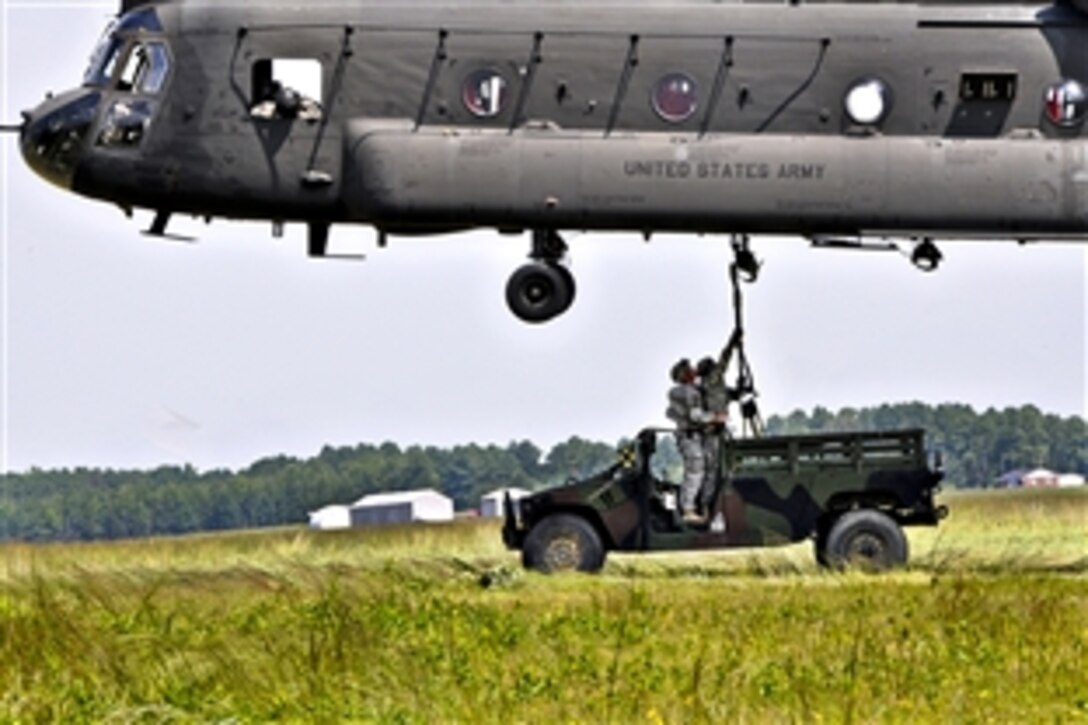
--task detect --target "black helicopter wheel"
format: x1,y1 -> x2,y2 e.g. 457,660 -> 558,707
506,262 -> 576,323
552,263 -> 576,315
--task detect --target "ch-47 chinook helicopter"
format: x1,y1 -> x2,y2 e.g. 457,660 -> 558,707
10,0 -> 1088,323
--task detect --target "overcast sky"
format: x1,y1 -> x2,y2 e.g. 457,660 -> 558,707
1,2 -> 1085,473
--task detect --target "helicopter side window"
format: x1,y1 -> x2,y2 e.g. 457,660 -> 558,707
250,58 -> 324,122
652,73 -> 699,124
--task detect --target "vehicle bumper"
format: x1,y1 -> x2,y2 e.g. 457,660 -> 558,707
502,493 -> 526,549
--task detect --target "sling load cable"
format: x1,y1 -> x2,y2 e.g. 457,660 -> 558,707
700,234 -> 765,519
719,235 -> 766,438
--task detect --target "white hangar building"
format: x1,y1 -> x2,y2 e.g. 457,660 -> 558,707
349,489 -> 454,526
480,488 -> 531,518
308,504 -> 352,531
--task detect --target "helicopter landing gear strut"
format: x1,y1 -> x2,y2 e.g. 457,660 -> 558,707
506,229 -> 575,324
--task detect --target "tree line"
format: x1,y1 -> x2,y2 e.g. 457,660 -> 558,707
1,402 -> 1083,542
0,438 -> 619,542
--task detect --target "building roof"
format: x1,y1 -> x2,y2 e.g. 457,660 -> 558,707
995,469 -> 1027,485
481,488 -> 531,501
351,489 -> 451,508
309,504 -> 349,516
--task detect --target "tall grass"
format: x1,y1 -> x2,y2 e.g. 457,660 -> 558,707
2,489 -> 1085,722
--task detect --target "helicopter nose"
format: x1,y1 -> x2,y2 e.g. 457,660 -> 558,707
20,90 -> 101,189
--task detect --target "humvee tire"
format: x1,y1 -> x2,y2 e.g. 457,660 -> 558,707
522,513 -> 606,574
822,509 -> 909,571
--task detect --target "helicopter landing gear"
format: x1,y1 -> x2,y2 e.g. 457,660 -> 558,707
506,229 -> 576,324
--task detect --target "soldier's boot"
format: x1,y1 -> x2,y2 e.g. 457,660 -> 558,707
682,510 -> 706,525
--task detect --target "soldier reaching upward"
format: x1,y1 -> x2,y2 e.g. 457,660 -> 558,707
696,356 -> 734,511
666,359 -> 725,523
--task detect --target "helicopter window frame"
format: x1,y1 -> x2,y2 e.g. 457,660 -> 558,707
83,31 -> 124,88
115,7 -> 163,33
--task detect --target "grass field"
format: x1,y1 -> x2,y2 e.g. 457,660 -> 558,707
2,487 -> 1086,722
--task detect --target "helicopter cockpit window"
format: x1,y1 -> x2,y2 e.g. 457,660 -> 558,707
117,45 -> 147,92
116,42 -> 171,94
97,98 -> 155,148
139,44 -> 171,94
83,22 -> 122,87
250,58 -> 324,122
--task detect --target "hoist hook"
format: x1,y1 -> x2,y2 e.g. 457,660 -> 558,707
731,234 -> 762,284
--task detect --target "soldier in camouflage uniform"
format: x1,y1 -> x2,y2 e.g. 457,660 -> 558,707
666,359 -> 721,522
697,356 -> 734,513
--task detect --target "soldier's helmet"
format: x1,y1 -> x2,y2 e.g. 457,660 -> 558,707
696,357 -> 717,378
670,358 -> 693,383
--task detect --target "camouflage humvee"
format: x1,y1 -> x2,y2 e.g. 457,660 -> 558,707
503,428 -> 946,572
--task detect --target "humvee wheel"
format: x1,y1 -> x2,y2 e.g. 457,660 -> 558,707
522,513 -> 606,574
823,510 -> 908,571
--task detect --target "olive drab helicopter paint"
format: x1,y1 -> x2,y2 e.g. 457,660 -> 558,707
12,0 -> 1088,323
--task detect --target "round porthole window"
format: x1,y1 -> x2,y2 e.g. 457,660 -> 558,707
1044,79 -> 1088,128
844,78 -> 892,126
652,73 -> 699,123
462,70 -> 509,118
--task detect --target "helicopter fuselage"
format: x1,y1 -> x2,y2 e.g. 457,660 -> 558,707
17,0 -> 1088,321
